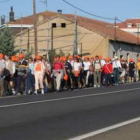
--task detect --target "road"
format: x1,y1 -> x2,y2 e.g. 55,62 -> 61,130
0,83 -> 140,140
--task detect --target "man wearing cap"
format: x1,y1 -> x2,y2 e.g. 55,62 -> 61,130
112,56 -> 122,85
93,55 -> 102,87
0,53 -> 6,96
4,55 -> 16,95
34,55 -> 45,94
128,58 -> 135,83
63,56 -> 73,90
136,58 -> 140,81
120,58 -> 127,84
83,56 -> 91,87
52,56 -> 65,92
16,54 -> 28,95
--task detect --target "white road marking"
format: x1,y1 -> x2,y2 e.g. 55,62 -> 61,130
0,87 -> 140,108
69,117 -> 140,140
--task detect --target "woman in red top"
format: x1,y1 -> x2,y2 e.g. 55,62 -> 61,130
103,57 -> 113,86
52,56 -> 65,92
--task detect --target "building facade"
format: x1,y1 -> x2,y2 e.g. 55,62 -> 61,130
4,10 -> 140,61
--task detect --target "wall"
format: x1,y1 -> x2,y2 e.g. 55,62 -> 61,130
14,16 -> 109,58
109,41 -> 140,61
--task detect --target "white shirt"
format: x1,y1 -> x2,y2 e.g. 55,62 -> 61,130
100,59 -> 106,67
73,62 -> 81,71
70,60 -> 74,67
83,61 -> 91,71
112,60 -> 122,69
5,60 -> 16,74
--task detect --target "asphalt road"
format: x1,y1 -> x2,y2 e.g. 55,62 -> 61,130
0,83 -> 140,140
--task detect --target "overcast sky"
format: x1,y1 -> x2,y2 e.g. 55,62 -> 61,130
0,0 -> 140,23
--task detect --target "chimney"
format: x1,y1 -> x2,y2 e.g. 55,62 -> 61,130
57,10 -> 62,14
1,15 -> 5,25
9,6 -> 15,22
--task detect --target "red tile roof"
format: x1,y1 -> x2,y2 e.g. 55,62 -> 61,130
63,14 -> 140,45
9,11 -> 140,45
117,19 -> 140,28
8,11 -> 57,25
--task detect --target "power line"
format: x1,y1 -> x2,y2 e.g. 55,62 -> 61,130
0,0 -> 10,3
62,0 -> 114,21
116,18 -> 128,25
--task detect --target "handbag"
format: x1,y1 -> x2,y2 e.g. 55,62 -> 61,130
118,67 -> 123,74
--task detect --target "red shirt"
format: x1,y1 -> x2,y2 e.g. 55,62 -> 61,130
103,63 -> 113,74
53,61 -> 64,70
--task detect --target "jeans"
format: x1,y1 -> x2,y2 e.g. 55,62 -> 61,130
16,75 -> 26,93
104,74 -> 112,86
26,73 -> 35,93
113,68 -> 120,84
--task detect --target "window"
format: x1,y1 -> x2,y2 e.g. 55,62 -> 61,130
120,55 -> 123,59
127,23 -> 132,28
136,23 -> 140,28
127,53 -> 129,61
113,52 -> 116,58
61,23 -> 66,28
52,23 -> 56,28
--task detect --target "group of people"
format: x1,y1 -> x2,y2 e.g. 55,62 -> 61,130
0,53 -> 140,96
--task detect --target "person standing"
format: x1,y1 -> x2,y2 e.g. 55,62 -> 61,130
52,56 -> 65,92
120,58 -> 127,84
103,57 -> 113,86
83,56 -> 91,87
73,57 -> 82,89
128,58 -> 135,83
26,57 -> 35,95
93,55 -> 102,87
136,58 -> 140,81
4,55 -> 16,95
112,56 -> 122,85
63,56 -> 73,90
0,53 -> 5,96
16,54 -> 28,95
34,55 -> 45,94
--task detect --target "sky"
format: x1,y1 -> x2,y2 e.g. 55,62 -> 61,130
0,0 -> 140,23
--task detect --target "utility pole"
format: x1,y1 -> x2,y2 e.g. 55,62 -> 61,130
137,24 -> 140,45
81,43 -> 82,57
20,14 -> 23,48
51,26 -> 53,53
33,0 -> 38,55
114,17 -> 117,43
73,18 -> 78,56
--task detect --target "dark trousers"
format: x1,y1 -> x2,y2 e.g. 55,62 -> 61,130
26,74 -> 35,93
104,74 -> 113,86
138,70 -> 140,81
114,68 -> 120,84
16,75 -> 26,93
0,80 -> 4,96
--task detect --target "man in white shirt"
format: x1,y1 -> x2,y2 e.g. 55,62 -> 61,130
112,56 -> 122,85
73,57 -> 82,89
83,57 -> 91,87
4,55 -> 16,95
0,53 -> 5,96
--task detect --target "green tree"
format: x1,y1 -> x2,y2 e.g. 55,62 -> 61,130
0,27 -> 16,56
58,49 -> 65,56
48,49 -> 57,63
25,47 -> 33,59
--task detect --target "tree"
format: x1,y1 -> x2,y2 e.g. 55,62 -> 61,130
58,49 -> 65,57
25,47 -> 33,59
0,27 -> 16,56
